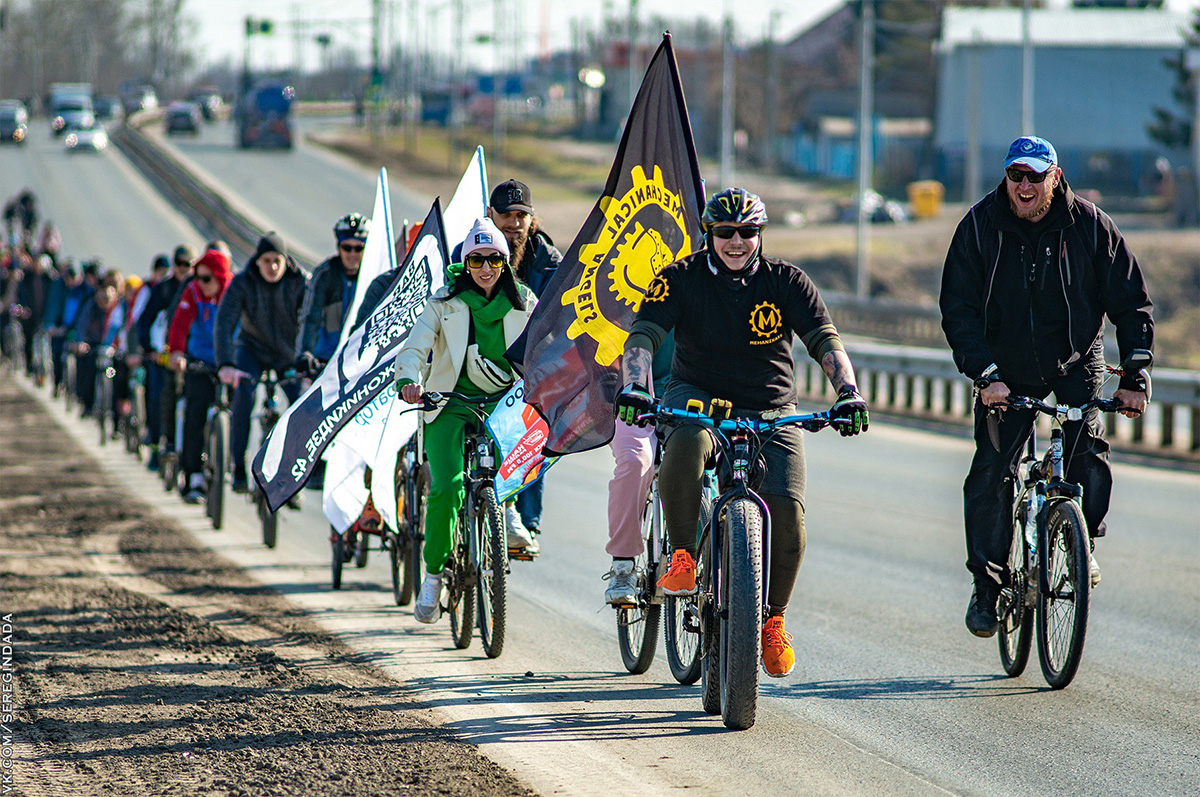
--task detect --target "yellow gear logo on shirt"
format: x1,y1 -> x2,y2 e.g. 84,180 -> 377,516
749,301 -> 783,344
643,275 -> 669,303
561,165 -> 694,366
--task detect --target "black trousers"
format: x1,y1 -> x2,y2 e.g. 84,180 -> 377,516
181,369 -> 217,481
963,356 -> 1112,592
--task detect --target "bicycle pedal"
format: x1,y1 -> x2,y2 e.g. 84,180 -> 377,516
507,548 -> 537,561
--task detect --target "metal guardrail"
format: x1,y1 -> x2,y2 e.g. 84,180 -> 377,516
110,115 -> 317,270
796,340 -> 1200,463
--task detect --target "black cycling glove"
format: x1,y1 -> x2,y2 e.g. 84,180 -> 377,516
615,383 -> 654,427
830,387 -> 869,436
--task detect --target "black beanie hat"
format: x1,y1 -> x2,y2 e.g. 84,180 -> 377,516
254,232 -> 287,260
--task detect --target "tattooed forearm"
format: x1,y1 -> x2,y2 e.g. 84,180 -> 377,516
820,350 -> 858,393
621,346 -> 652,388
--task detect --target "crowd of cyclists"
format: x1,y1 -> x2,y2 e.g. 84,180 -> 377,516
3,133 -> 1154,687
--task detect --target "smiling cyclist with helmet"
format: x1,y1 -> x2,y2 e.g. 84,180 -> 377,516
614,188 -> 870,678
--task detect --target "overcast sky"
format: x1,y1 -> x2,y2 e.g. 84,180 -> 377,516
192,0 -> 1199,74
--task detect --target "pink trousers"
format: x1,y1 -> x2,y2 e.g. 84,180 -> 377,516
607,421 -> 657,558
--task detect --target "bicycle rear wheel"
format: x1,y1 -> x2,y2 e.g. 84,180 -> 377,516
617,489 -> 663,674
206,412 -> 228,530
389,531 -> 410,606
665,496 -> 710,685
476,484 -> 507,659
719,497 -> 764,730
1037,500 -> 1090,689
999,500 -> 1033,677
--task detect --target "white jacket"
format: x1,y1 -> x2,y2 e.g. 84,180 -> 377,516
393,284 -> 536,421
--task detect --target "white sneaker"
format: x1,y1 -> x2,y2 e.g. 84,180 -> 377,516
414,572 -> 443,624
505,504 -> 539,553
603,559 -> 638,605
1088,550 -> 1101,588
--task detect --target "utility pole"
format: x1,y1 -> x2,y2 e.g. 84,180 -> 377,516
371,0 -> 382,143
965,42 -> 982,203
627,0 -> 638,112
764,9 -> 780,171
854,0 -> 875,300
493,0 -> 505,175
1021,0 -> 1034,136
719,13 -> 735,189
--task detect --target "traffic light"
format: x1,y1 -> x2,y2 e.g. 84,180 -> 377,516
245,17 -> 273,36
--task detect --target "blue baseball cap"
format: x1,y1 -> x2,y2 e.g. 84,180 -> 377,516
1005,136 -> 1058,172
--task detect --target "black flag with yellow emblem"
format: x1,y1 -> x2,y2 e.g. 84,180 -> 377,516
521,34 -> 705,455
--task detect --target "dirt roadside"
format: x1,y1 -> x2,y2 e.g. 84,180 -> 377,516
0,376 -> 534,797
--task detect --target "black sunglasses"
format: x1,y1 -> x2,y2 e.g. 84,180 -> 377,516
710,225 -> 762,240
1005,166 -> 1051,184
173,260 -> 191,268
195,274 -> 215,284
465,253 -> 506,270
339,242 -> 365,253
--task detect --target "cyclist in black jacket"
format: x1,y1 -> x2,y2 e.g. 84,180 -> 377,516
215,233 -> 309,495
615,188 -> 869,678
939,136 -> 1154,638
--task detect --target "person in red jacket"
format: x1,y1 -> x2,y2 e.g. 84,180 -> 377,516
166,249 -> 233,503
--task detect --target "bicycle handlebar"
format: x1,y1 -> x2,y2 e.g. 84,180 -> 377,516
418,390 -> 498,412
998,394 -> 1126,420
639,403 -> 846,434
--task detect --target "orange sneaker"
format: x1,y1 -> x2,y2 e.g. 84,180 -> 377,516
761,616 -> 795,678
657,549 -> 698,596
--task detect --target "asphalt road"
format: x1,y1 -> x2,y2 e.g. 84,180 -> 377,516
4,122 -> 1199,797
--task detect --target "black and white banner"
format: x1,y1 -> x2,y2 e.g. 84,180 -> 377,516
251,200 -> 449,512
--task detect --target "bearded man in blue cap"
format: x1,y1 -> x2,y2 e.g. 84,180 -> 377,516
939,136 -> 1154,638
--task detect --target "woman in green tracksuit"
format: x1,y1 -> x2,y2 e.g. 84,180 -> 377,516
395,217 -> 537,624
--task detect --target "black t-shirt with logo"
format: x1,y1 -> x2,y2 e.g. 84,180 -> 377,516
631,251 -> 835,410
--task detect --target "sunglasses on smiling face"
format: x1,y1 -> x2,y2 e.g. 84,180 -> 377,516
1005,166 -> 1051,184
710,225 -> 762,240
465,253 -> 506,270
339,242 -> 365,253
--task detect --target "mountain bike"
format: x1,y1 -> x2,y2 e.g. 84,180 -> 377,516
250,370 -> 300,549
186,362 -> 232,529
63,349 -> 77,411
122,362 -> 147,460
94,346 -> 115,446
388,439 -> 427,607
158,363 -> 184,494
31,329 -> 51,388
645,402 -> 845,730
419,391 -> 509,658
994,349 -> 1152,690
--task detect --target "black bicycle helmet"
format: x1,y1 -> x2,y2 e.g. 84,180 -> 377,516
333,212 -> 371,243
701,188 -> 768,229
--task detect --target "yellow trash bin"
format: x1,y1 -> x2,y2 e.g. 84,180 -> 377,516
908,180 -> 944,219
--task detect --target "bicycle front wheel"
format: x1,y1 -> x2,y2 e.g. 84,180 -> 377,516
96,370 -> 111,446
260,494 -> 278,549
999,499 -> 1033,677
448,519 -> 475,650
475,484 -> 507,659
206,412 -> 228,530
1037,500 -> 1090,689
719,497 -> 764,731
617,488 -> 663,674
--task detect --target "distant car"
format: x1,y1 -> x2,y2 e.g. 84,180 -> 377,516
123,85 -> 158,116
188,87 -> 223,121
0,101 -> 28,145
165,101 -> 202,135
50,95 -> 95,136
65,123 -> 108,153
93,95 -> 124,123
